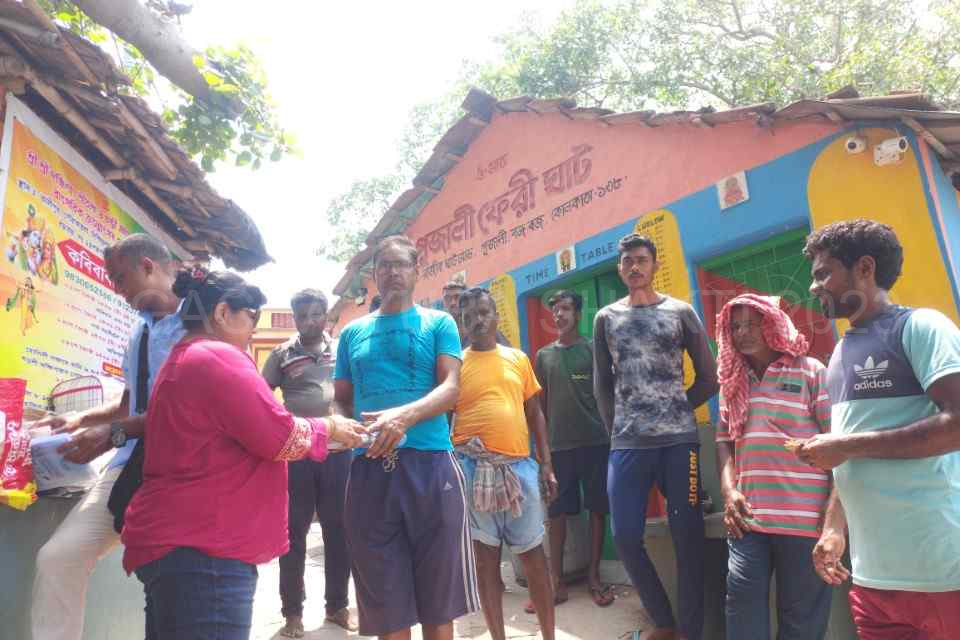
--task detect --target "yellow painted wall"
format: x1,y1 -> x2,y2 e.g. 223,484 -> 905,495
808,128 -> 959,330
249,307 -> 296,402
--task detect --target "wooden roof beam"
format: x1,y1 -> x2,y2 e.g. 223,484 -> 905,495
182,239 -> 214,254
22,0 -> 180,181
0,54 -> 195,236
149,179 -> 196,200
22,72 -> 128,168
0,14 -> 59,46
0,56 -> 127,164
102,166 -> 197,235
901,117 -> 957,160
191,198 -> 212,219
824,109 -> 845,123
87,116 -> 129,134
103,167 -> 137,181
114,103 -> 179,179
126,178 -> 195,236
46,77 -> 114,109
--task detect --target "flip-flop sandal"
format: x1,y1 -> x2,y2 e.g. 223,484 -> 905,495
523,592 -> 569,614
589,584 -> 615,607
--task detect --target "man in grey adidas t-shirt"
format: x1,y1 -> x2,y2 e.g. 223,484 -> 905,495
594,233 -> 718,640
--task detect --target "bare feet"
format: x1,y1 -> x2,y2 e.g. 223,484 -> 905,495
555,582 -> 568,603
279,616 -> 304,638
326,607 -> 359,632
588,582 -> 615,607
523,584 -> 568,614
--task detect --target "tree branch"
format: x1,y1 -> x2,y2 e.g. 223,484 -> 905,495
729,0 -> 746,33
687,19 -> 777,42
72,0 -> 240,115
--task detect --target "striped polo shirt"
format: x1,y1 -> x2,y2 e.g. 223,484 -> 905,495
717,354 -> 831,538
261,334 -> 336,418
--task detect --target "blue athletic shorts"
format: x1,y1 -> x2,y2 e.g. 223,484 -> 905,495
344,450 -> 480,636
457,454 -> 545,554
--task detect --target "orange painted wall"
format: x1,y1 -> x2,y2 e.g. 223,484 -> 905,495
336,113 -> 842,330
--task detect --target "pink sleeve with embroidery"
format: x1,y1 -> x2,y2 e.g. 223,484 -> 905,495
194,341 -> 330,462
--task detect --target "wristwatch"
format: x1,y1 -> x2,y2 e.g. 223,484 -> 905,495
110,423 -> 128,449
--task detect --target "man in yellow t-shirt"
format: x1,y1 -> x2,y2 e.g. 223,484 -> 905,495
453,287 -> 559,640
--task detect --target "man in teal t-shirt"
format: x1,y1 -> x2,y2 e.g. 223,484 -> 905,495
799,219 -> 960,638
333,235 -> 479,639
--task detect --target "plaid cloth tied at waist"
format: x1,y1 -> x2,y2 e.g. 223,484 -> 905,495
455,437 -> 526,517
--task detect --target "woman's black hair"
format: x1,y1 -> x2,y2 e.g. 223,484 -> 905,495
173,266 -> 267,331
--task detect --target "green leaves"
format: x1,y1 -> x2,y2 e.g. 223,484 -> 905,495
466,0 -> 960,112
201,70 -> 223,87
40,2 -> 294,174
166,45 -> 295,172
41,0 -> 107,40
317,174 -> 407,262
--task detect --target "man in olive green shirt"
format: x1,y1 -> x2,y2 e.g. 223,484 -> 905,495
533,290 -> 614,609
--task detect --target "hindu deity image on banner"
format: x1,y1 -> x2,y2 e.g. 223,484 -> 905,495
0,99 -> 162,411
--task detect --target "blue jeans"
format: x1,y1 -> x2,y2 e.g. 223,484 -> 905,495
608,445 -> 705,640
726,533 -> 832,640
135,547 -> 258,640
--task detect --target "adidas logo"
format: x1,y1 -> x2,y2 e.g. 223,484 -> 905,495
443,481 -> 454,491
853,356 -> 893,391
854,356 -> 888,379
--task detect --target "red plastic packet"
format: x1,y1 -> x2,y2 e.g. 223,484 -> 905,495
0,378 -> 37,510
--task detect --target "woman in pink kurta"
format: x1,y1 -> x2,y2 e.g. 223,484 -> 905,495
121,267 -> 365,640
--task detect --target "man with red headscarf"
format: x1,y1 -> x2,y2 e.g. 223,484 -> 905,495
715,294 -> 833,640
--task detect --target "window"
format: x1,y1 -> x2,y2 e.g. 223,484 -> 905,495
271,312 -> 294,329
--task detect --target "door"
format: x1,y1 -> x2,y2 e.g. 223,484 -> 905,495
696,228 -> 836,363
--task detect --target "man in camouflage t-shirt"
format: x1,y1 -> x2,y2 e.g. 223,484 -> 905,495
594,233 -> 718,640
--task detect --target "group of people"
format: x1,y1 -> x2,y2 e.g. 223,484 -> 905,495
27,216 -> 960,640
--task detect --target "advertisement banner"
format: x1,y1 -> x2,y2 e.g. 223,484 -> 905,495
0,96 -> 187,411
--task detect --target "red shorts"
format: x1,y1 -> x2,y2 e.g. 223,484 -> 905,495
849,585 -> 960,640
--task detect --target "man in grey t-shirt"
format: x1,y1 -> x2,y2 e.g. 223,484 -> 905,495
594,233 -> 718,640
262,289 -> 356,637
